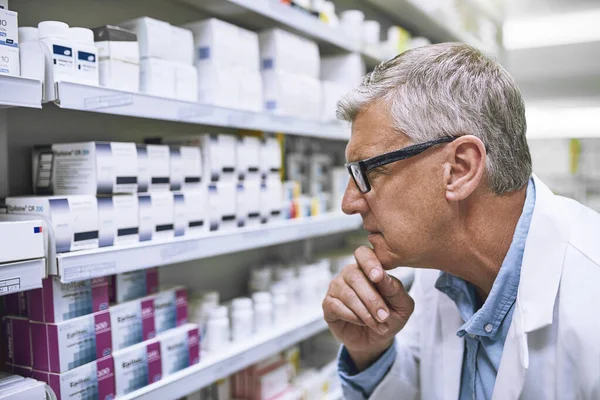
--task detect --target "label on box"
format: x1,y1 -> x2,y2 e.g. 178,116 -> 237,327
110,298 -> 155,351
113,340 -> 162,396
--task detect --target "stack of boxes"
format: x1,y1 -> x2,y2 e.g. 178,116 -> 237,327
184,18 -> 263,111
118,17 -> 198,101
320,53 -> 366,122
6,137 -> 284,256
259,28 -> 321,120
2,270 -> 198,399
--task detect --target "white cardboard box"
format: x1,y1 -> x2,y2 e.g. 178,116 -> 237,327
208,182 -> 237,232
0,9 -> 19,77
158,323 -> 200,377
149,192 -> 175,241
5,195 -> 99,253
112,338 -> 162,397
321,80 -> 350,122
169,25 -> 194,65
137,144 -> 171,192
109,296 -> 156,351
185,18 -> 240,67
0,218 -> 45,264
237,180 -> 261,228
119,17 -> 172,60
262,70 -> 321,120
237,136 -> 261,182
140,57 -> 175,98
259,28 -> 319,78
170,145 -> 202,191
97,194 -> 140,247
33,142 -> 138,195
197,61 -> 240,109
173,62 -> 198,102
174,189 -> 208,237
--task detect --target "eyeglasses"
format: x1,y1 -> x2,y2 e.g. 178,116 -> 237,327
345,136 -> 458,193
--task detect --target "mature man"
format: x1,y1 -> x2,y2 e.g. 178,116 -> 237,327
323,43 -> 600,400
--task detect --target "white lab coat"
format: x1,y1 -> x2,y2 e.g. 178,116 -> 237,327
368,176 -> 600,400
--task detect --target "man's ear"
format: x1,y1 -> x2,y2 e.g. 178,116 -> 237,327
443,135 -> 486,202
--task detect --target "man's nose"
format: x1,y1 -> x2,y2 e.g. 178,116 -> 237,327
341,178 -> 369,215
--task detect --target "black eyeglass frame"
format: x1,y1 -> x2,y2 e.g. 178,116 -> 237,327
345,136 -> 458,193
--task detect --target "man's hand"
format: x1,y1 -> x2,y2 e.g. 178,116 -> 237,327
322,246 -> 415,371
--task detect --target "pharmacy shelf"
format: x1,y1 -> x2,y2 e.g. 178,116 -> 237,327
0,258 -> 46,295
0,75 -> 42,109
54,214 -> 362,283
178,0 -> 358,53
119,310 -> 328,400
54,81 -> 350,140
365,0 -> 497,56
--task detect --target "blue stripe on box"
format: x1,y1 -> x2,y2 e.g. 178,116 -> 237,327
262,59 -> 274,70
198,47 -> 210,60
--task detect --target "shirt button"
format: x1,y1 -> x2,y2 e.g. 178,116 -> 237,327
484,324 -> 493,333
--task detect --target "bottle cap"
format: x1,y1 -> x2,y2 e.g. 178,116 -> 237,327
38,21 -> 70,40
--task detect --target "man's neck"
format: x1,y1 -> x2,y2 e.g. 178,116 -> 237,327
431,185 -> 528,300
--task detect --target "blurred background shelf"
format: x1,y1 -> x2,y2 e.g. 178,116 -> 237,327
54,214 -> 362,283
0,76 -> 42,109
54,81 -> 350,140
119,310 -> 327,400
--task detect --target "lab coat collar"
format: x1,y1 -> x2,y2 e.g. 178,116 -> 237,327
518,175 -> 568,333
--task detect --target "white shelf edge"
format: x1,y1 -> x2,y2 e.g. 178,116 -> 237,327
0,258 -> 46,295
180,0 -> 358,53
0,75 -> 43,109
55,214 -> 362,283
54,81 -> 350,140
119,310 -> 328,400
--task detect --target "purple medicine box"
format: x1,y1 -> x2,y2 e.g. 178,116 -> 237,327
30,310 -> 112,373
4,316 -> 31,367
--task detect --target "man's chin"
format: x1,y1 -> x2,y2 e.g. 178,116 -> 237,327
368,236 -> 398,270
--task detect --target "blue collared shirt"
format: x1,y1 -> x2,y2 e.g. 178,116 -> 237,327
339,179 -> 536,399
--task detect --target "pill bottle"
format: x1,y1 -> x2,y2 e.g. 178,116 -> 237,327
18,27 -> 45,84
38,21 -> 75,101
252,292 -> 273,332
69,27 -> 99,86
231,297 -> 254,342
204,305 -> 230,352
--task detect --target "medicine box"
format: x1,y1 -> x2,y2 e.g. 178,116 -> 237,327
173,61 -> 198,102
153,286 -> 188,335
140,57 -> 176,98
205,134 -> 237,183
29,310 -> 112,373
109,296 -> 155,351
138,193 -> 153,241
112,338 -> 162,397
259,28 -> 319,79
119,17 -> 171,60
108,268 -> 159,304
93,25 -> 140,92
260,138 -> 282,180
321,80 -> 350,122
237,136 -> 261,182
185,18 -> 240,67
262,70 -> 321,120
32,356 -> 115,400
237,181 -> 261,228
238,68 -> 263,113
169,25 -> 194,65
4,317 -> 31,367
2,292 -> 27,317
32,142 -> 139,195
260,178 -> 284,224
5,364 -> 32,378
98,194 -> 140,247
208,182 -> 237,232
0,218 -> 45,264
136,144 -> 170,192
158,323 -> 200,377
197,62 -> 240,109
170,146 -> 202,191
5,195 -> 99,253
27,276 -> 109,323
0,1 -> 8,10
0,378 -> 46,400
174,189 -> 208,237
0,9 -> 19,77
150,192 -> 175,241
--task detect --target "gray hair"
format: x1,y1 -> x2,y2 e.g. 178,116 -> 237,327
337,43 -> 531,195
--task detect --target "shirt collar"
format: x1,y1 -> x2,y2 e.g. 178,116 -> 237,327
435,178 -> 536,338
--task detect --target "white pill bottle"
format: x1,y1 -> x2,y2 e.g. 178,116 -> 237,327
18,27 -> 45,87
38,21 -> 75,101
68,27 -> 99,86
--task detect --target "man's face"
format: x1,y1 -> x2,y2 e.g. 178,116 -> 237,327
342,101 -> 452,270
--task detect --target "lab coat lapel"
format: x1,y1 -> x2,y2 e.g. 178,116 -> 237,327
438,292 -> 464,400
493,176 -> 567,399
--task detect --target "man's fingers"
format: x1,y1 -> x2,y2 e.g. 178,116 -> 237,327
375,273 -> 414,313
337,284 -> 389,335
344,268 -> 390,324
323,296 -> 365,326
355,246 -> 385,284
